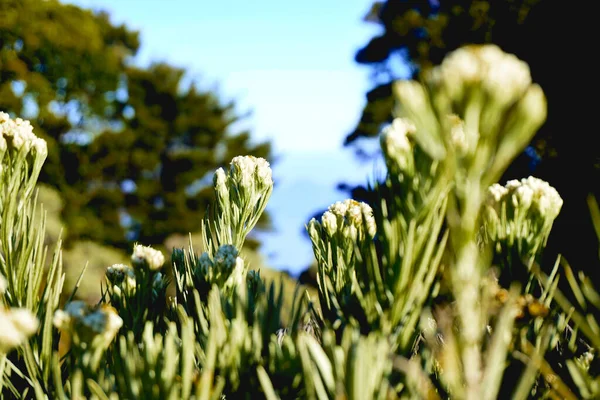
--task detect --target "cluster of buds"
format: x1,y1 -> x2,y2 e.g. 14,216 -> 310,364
131,243 -> 165,271
482,176 -> 563,259
104,245 -> 169,334
308,200 -> 376,295
194,244 -> 247,295
212,156 -> 273,249
0,111 -> 47,156
309,199 -> 376,244
430,45 -> 532,112
53,301 -> 122,349
393,45 -> 547,190
0,305 -> 39,354
1,112 -> 48,204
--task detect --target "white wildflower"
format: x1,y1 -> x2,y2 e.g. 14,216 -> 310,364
381,118 -> 415,171
523,176 -> 563,219
435,45 -> 532,108
329,199 -> 376,240
330,201 -> 349,217
0,307 -> 39,353
53,310 -> 72,331
213,167 -> 228,197
33,137 -> 47,156
506,179 -> 521,191
230,156 -> 256,188
131,244 -> 165,271
487,184 -> 508,204
254,156 -> 273,187
483,52 -> 531,107
321,211 -> 338,237
0,112 -> 39,152
513,185 -> 534,209
346,200 -> 363,224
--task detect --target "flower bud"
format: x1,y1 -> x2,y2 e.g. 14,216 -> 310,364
381,118 -> 416,173
213,244 -> 239,273
321,211 -> 338,237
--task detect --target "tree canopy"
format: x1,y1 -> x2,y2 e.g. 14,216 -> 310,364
0,0 -> 271,249
345,0 -> 599,275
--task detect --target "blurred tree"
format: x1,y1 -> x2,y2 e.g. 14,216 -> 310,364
342,0 -> 599,276
0,0 -> 271,249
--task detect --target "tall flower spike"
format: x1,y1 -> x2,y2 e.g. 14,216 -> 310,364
206,156 -> 273,252
1,111 -> 48,201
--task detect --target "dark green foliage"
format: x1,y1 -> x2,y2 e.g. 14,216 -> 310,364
0,0 -> 271,249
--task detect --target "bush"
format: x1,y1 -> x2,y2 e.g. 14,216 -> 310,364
1,45 -> 599,399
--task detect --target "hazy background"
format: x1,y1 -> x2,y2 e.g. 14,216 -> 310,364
66,0 -> 389,273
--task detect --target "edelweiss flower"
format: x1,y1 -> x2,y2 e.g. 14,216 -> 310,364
131,244 -> 165,271
312,199 -> 376,242
0,307 -> 39,353
381,118 -> 416,172
0,112 -> 47,154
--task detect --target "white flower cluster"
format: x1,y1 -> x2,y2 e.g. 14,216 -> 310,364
483,177 -> 563,255
106,263 -> 137,295
0,306 -> 39,353
0,111 -> 47,155
53,301 -> 123,347
392,45 -> 546,168
211,156 -> 274,248
226,155 -> 273,190
487,176 -> 563,221
380,118 -> 416,173
431,45 -> 531,108
131,244 -> 165,271
312,199 -> 376,242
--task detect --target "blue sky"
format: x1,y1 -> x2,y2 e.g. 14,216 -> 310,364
67,0 -> 387,273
